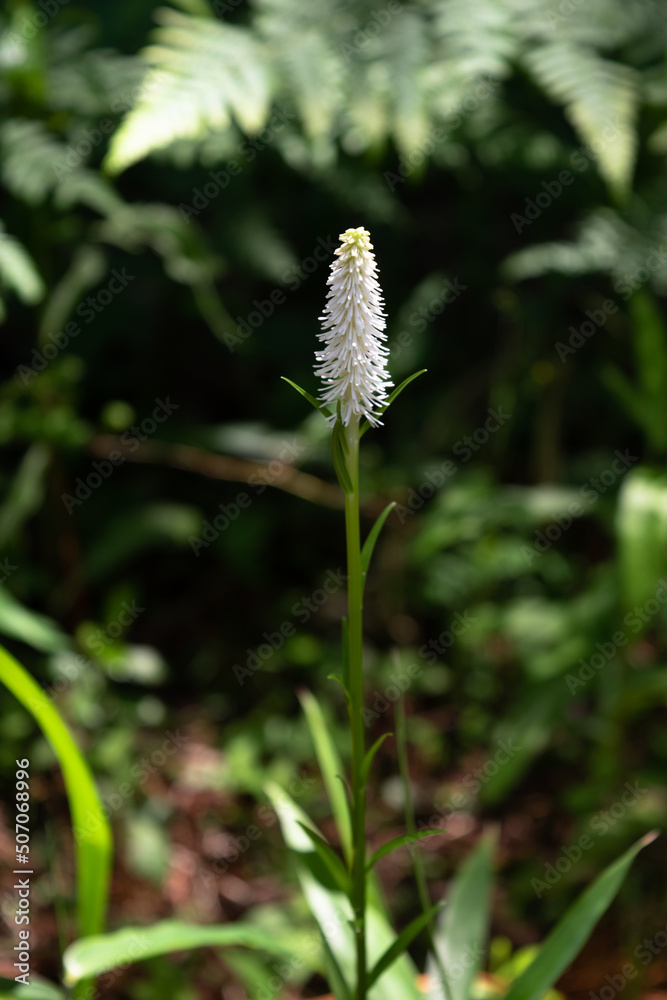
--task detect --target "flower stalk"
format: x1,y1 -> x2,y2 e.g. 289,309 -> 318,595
283,226 -> 426,1000
343,417 -> 367,999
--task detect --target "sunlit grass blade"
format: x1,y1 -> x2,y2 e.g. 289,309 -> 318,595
297,822 -> 351,894
0,642 -> 112,938
63,920 -> 295,986
265,781 -> 355,996
427,833 -> 496,1000
366,831 -> 442,872
266,782 -> 423,1000
299,689 -> 353,865
360,502 -> 396,593
366,904 -> 442,991
502,832 -> 657,1000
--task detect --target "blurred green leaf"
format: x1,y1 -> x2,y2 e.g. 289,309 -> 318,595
0,589 -> 70,654
524,44 -> 639,198
502,833 -> 656,1000
105,9 -> 271,174
427,834 -> 496,1000
0,642 -> 112,937
0,977 -> 66,1000
0,222 -> 45,306
266,781 -> 423,1000
299,689 -> 353,864
616,466 -> 667,615
63,920 -> 296,986
0,443 -> 50,548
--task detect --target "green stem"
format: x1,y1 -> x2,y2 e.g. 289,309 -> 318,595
344,419 -> 367,1000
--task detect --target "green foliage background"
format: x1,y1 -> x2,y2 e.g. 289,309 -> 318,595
2,0 -> 667,994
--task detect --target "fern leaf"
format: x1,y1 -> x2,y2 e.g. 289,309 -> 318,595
0,120 -> 66,205
432,0 -> 520,81
523,42 -> 640,197
105,7 -> 271,175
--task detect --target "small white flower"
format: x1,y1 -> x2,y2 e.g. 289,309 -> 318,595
315,227 -> 393,426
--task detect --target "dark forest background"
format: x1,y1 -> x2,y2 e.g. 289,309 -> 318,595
2,0 -> 667,996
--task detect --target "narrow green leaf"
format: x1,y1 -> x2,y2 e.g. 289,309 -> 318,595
382,370 -> 428,411
0,976 -> 65,999
336,401 -> 349,455
361,733 -> 392,789
0,643 -> 112,938
361,502 -> 396,591
327,672 -> 350,704
367,903 -> 442,990
361,370 -> 427,436
502,832 -> 657,1000
298,690 -> 353,865
265,782 -> 355,995
366,830 -> 443,872
320,936 -> 353,1000
428,834 -> 496,1000
63,920 -> 295,986
280,376 -> 328,415
297,822 -> 351,894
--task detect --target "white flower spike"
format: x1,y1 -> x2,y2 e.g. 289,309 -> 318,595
315,227 -> 393,427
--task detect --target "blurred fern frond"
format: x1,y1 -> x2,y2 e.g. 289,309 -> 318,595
103,0 -> 665,205
105,7 -> 272,174
0,221 -> 45,319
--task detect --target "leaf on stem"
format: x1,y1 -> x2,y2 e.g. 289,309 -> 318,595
266,781 -> 424,999
298,690 -> 353,864
360,502 -> 396,591
297,822 -> 351,895
280,376 -> 328,415
327,673 -> 350,706
331,418 -> 353,493
366,830 -> 443,872
360,370 -> 427,436
360,733 -> 393,790
367,904 -> 442,990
